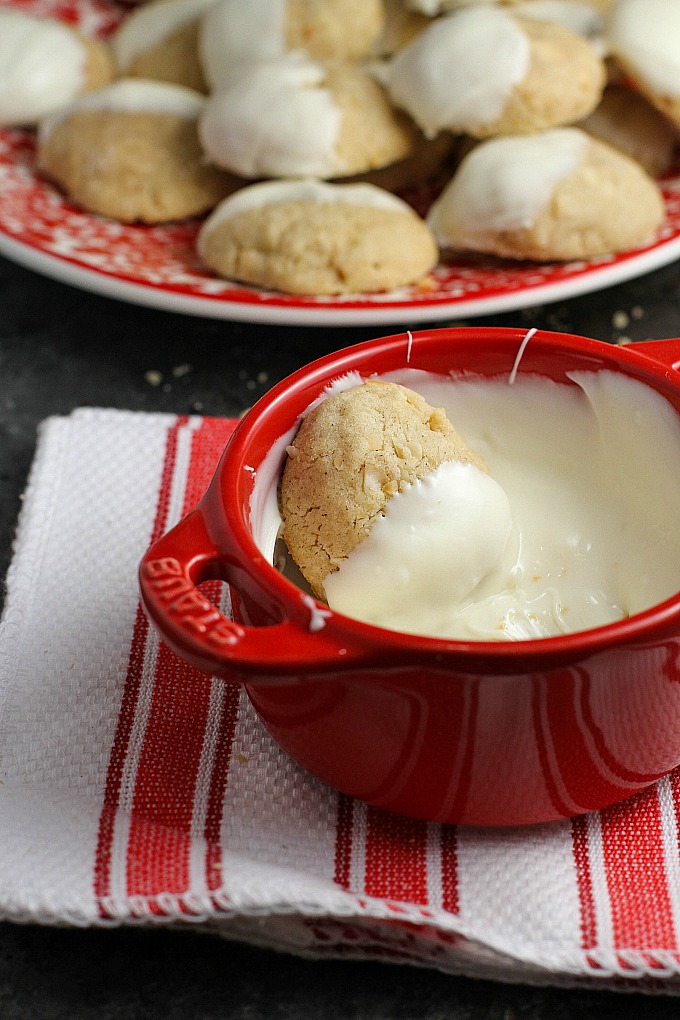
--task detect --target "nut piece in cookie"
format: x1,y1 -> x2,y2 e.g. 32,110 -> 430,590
111,0 -> 217,93
279,380 -> 486,599
200,0 -> 385,88
198,54 -> 417,180
197,179 -> 438,295
37,79 -> 242,224
607,0 -> 680,132
385,5 -> 605,138
427,127 -> 665,261
0,10 -> 114,127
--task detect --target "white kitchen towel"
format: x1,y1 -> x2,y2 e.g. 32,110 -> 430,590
2,407 -> 680,994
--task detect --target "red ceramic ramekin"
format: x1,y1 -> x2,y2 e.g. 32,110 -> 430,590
139,327 -> 680,827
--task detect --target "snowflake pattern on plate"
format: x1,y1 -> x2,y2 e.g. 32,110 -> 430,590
1,0 -> 680,325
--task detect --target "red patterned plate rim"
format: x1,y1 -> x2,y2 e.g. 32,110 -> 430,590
1,0 -> 680,326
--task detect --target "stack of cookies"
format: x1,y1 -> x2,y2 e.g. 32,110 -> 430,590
2,0 -> 678,294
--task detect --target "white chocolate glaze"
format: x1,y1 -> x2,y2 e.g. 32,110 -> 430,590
608,0 -> 680,98
324,460 -> 513,637
198,179 -> 415,248
513,1 -> 606,43
386,6 -> 530,137
198,56 -> 342,178
252,364 -> 680,642
427,128 -> 588,249
0,10 -> 86,126
199,0 -> 286,90
38,79 -> 206,142
404,0 -> 487,13
112,0 -> 218,72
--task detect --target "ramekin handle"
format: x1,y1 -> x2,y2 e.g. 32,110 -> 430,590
139,506 -> 354,679
627,337 -> 680,372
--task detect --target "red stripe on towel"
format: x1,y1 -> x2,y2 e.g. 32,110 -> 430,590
440,824 -> 459,915
125,417 -> 236,908
601,786 -> 676,958
364,808 -> 429,907
571,813 -> 598,956
95,416 -> 238,916
333,794 -> 355,893
94,415 -> 188,914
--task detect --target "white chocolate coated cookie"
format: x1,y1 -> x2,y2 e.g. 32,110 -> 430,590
427,128 -> 665,261
38,80 -> 239,223
607,0 -> 680,130
0,10 -> 114,127
386,6 -> 605,138
200,0 -> 385,89
279,380 -> 485,598
197,179 -> 438,296
111,0 -> 217,92
198,55 -> 416,179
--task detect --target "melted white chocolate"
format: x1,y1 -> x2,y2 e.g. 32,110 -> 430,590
253,365 -> 680,642
324,460 -> 513,637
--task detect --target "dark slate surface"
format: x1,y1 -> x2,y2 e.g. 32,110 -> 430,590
1,252 -> 680,1018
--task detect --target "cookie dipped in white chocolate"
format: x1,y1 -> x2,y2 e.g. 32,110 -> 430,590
38,79 -> 238,223
197,179 -> 438,295
324,460 -> 513,637
427,127 -> 665,261
200,0 -> 385,89
386,5 -> 605,138
386,6 -> 531,137
198,54 -> 415,179
0,10 -> 114,127
607,0 -> 680,130
111,0 -> 217,91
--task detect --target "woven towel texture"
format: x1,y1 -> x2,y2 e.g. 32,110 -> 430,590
1,408 -> 680,994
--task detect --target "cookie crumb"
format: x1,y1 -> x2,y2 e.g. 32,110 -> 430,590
172,363 -> 192,378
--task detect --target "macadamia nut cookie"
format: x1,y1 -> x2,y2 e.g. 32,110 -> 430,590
427,127 -> 665,261
197,179 -> 438,295
37,79 -> 240,223
607,0 -> 680,131
111,0 -> 217,92
200,0 -> 385,88
198,55 -> 416,179
279,380 -> 486,598
385,5 -> 605,138
0,10 -> 114,127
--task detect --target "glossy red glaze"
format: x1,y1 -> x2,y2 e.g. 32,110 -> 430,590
139,327 -> 680,826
